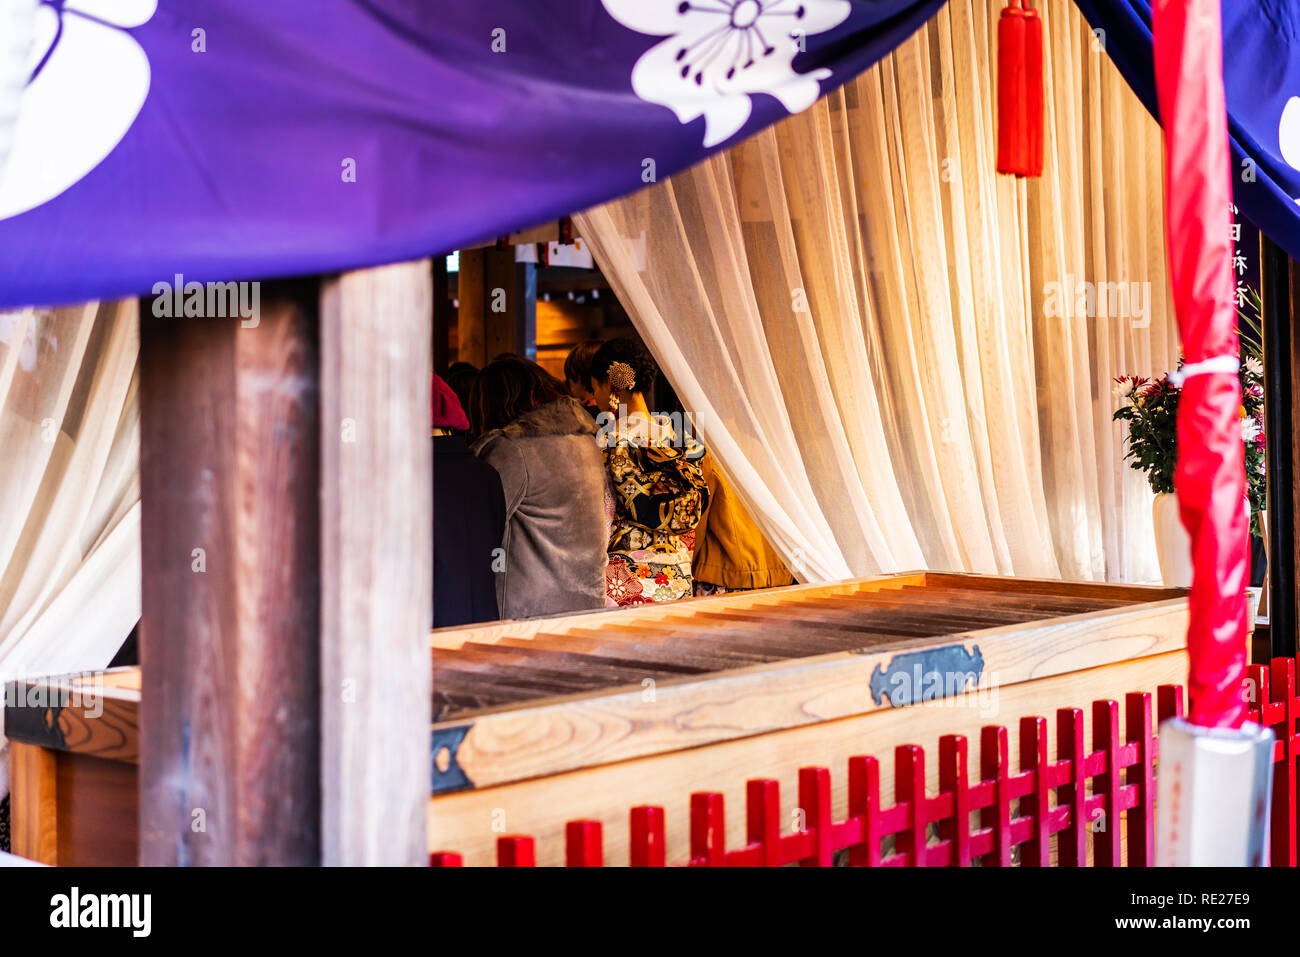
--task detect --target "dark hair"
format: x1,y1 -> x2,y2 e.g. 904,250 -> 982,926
563,339 -> 605,392
470,355 -> 568,434
444,361 -> 479,418
590,338 -> 658,395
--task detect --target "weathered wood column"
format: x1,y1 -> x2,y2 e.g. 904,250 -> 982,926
139,263 -> 432,865
320,262 -> 432,865
139,281 -> 322,865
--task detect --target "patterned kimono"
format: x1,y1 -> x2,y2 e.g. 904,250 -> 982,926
601,413 -> 709,606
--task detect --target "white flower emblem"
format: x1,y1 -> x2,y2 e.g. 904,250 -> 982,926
1281,95 -> 1300,205
0,0 -> 157,221
601,0 -> 851,147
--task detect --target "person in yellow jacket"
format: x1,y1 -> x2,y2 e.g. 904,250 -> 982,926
692,454 -> 794,596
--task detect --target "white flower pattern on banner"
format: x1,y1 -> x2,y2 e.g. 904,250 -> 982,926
0,0 -> 157,221
1281,95 -> 1300,205
601,0 -> 851,147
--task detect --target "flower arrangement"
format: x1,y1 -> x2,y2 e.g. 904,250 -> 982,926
1112,306 -> 1266,538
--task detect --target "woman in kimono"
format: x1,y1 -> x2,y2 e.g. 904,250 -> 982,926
588,338 -> 709,606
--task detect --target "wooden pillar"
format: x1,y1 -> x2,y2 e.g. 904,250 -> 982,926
457,249 -> 487,366
139,282 -> 322,865
320,261 -> 432,865
139,263 -> 432,866
1261,237 -> 1297,658
432,255 -> 451,375
483,248 -> 536,360
457,246 -> 535,364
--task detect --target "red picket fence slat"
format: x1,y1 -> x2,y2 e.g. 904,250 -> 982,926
630,805 -> 666,867
1056,707 -> 1086,866
1245,656 -> 1297,867
565,821 -> 603,867
429,655 -> 1300,868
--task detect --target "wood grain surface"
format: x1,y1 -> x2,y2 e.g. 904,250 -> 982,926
55,752 -> 138,867
429,573 -> 928,649
428,650 -> 1189,866
320,261 -> 433,866
433,591 -> 1188,791
139,288 -> 322,865
4,671 -> 139,762
10,741 -> 58,864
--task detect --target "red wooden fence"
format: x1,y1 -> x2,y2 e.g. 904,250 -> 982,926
430,655 -> 1299,867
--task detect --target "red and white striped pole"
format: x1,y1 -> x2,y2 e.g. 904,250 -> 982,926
1151,0 -> 1274,866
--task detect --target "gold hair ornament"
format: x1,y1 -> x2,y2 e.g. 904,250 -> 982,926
607,361 -> 636,411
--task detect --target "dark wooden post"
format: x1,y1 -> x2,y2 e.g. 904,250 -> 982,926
483,247 -> 536,360
320,261 -> 432,865
432,254 -> 451,374
457,249 -> 487,366
139,263 -> 433,866
139,281 -> 322,865
1261,235 -> 1297,658
457,246 -> 536,363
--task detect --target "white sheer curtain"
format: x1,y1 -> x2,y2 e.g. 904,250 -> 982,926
577,0 -> 1176,585
0,302 -> 141,798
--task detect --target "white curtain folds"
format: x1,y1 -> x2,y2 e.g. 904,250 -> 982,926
577,0 -> 1177,584
0,302 -> 141,797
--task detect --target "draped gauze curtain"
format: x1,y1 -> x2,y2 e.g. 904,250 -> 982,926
0,302 -> 141,798
577,0 -> 1178,584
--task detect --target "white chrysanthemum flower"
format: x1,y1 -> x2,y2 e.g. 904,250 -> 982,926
1244,356 -> 1263,378
602,0 -> 851,147
1241,417 -> 1262,443
1112,377 -> 1137,402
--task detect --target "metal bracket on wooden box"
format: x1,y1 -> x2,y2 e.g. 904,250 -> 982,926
431,723 -> 474,793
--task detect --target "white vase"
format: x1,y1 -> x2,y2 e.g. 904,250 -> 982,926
1151,491 -> 1254,590
1152,492 -> 1193,587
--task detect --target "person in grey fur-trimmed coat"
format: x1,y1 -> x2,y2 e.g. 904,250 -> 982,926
470,357 -> 609,619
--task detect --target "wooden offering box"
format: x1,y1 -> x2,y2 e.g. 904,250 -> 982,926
427,572 -> 1188,864
5,668 -> 140,866
5,572 -> 1188,866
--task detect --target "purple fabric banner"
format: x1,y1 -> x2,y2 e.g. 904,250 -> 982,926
1074,0 -> 1300,261
0,0 -> 945,308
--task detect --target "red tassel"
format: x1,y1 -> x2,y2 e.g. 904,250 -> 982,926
997,1 -> 1029,176
1022,2 -> 1045,177
997,1 -> 1045,178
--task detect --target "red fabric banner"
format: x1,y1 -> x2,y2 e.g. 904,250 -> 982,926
1152,0 -> 1249,728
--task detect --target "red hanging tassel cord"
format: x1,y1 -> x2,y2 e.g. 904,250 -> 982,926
996,0 -> 1045,178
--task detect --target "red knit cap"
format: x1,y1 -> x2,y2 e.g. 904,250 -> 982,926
431,373 -> 470,431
